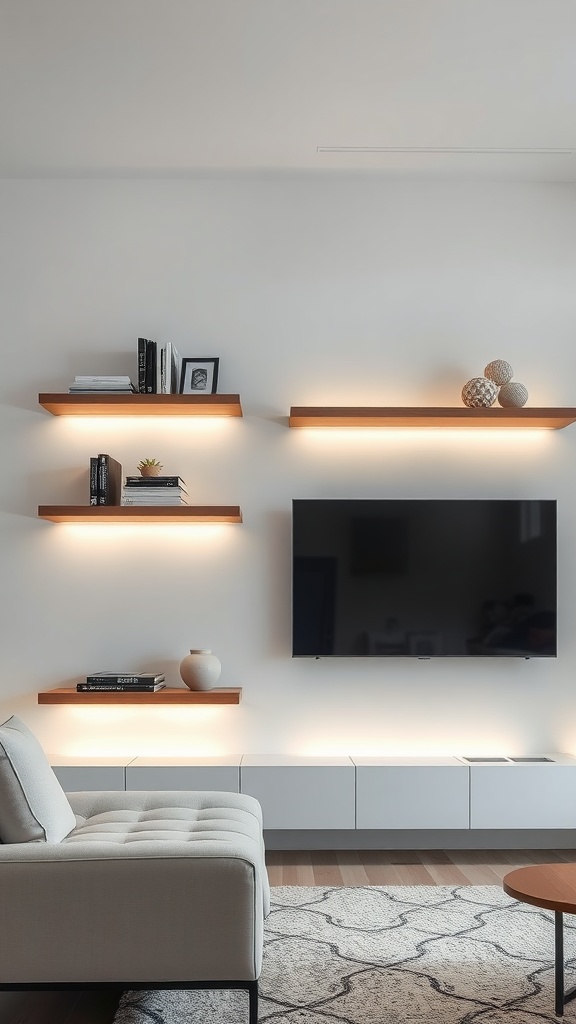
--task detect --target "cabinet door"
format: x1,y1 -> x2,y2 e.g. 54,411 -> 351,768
470,765 -> 576,828
126,763 -> 240,793
356,765 -> 469,829
240,765 -> 355,829
52,765 -> 126,792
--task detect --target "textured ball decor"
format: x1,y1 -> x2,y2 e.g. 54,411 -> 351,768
484,359 -> 513,386
461,377 -> 498,408
498,381 -> 529,408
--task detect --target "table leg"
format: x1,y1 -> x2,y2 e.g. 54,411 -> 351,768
555,910 -> 576,1016
556,911 -> 564,1016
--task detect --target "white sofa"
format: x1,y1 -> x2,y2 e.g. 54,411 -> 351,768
0,717 -> 268,1024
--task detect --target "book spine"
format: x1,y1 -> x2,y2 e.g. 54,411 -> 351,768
159,344 -> 166,394
89,457 -> 98,505
107,455 -> 123,505
145,340 -> 157,393
170,344 -> 181,394
78,684 -> 164,691
97,453 -> 108,505
164,342 -> 172,394
137,338 -> 147,393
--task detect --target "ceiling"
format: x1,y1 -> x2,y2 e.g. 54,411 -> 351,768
1,0 -> 576,180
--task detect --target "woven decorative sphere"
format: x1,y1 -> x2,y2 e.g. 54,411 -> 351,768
461,377 -> 498,408
484,359 -> 513,386
498,381 -> 529,408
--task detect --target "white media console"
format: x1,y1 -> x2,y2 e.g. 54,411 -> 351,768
49,753 -> 576,844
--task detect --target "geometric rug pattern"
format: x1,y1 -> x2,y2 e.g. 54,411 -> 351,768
114,885 -> 576,1023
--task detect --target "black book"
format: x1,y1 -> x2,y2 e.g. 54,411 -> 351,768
97,454 -> 123,505
137,338 -> 148,393
89,456 -> 98,505
124,476 -> 187,490
145,340 -> 157,394
77,682 -> 166,692
86,672 -> 165,684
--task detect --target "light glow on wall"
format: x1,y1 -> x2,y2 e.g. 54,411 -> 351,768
297,725 -> 524,757
49,524 -> 236,541
61,416 -> 233,438
288,427 -> 554,449
61,706 -> 229,756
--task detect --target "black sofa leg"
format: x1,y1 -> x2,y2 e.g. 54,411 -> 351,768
248,980 -> 258,1023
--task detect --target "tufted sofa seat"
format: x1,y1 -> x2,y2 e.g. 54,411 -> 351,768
0,789 -> 269,1006
65,791 -> 269,849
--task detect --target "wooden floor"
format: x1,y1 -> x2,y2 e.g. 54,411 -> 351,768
9,849 -> 576,1024
265,847 -> 576,887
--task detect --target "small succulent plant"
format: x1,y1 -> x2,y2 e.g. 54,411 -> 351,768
137,458 -> 164,477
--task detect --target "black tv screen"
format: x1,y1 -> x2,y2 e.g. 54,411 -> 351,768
292,499 -> 557,657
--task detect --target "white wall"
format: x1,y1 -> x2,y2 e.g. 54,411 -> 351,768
2,176 -> 576,759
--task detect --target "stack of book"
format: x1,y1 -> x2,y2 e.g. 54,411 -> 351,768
69,376 -> 136,393
138,339 -> 181,394
89,454 -> 123,505
121,475 -> 189,506
78,672 -> 166,692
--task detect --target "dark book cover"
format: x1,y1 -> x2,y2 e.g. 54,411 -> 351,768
97,454 -> 123,505
86,672 -> 165,683
89,456 -> 98,505
137,338 -> 148,393
124,476 -> 187,489
78,682 -> 166,692
145,340 -> 157,394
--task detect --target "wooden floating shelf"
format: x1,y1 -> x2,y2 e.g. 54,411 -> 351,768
38,687 -> 242,705
37,505 -> 242,524
288,406 -> 576,429
39,394 -> 243,417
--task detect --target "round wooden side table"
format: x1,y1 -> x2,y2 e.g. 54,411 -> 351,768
503,863 -> 576,1017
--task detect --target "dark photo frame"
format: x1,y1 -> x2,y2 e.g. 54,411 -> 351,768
179,357 -> 219,394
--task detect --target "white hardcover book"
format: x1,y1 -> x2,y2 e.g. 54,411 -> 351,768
157,343 -> 165,394
166,342 -> 181,394
164,342 -> 172,394
122,496 -> 189,505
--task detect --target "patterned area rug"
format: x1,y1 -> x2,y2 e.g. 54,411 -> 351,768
114,885 -> 576,1023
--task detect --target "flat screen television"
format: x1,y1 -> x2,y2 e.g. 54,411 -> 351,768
292,499 -> 557,657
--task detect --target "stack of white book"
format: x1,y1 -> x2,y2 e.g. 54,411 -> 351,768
121,475 -> 190,506
69,376 -> 136,393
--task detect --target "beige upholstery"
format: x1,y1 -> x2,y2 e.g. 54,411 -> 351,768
0,790 -> 269,985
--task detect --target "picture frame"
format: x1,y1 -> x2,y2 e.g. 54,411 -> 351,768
179,357 -> 219,395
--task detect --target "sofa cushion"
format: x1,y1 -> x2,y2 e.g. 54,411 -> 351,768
0,716 -> 76,843
66,802 -> 263,844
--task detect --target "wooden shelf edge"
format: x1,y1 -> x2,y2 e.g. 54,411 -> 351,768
37,505 -> 242,523
38,687 -> 242,705
39,394 -> 243,417
288,406 -> 576,429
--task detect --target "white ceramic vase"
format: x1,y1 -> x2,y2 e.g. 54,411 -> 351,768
179,649 -> 221,691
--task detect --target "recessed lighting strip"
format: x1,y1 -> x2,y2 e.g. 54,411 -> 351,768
317,146 -> 575,154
